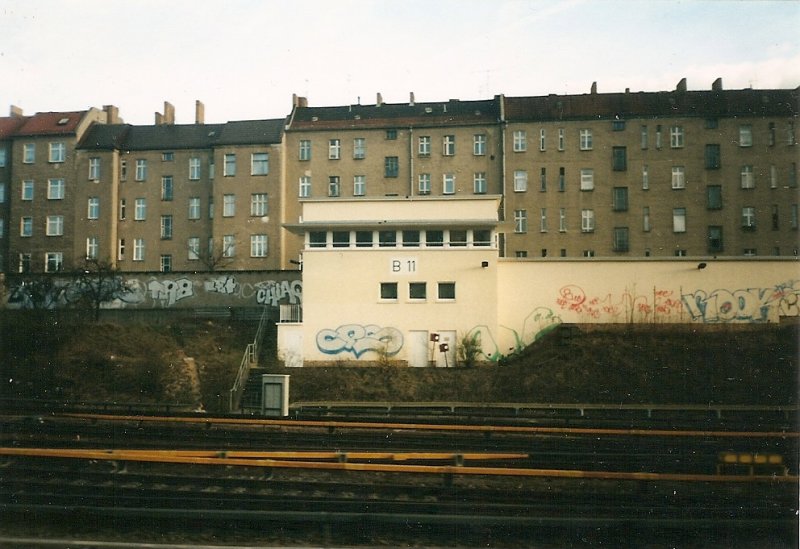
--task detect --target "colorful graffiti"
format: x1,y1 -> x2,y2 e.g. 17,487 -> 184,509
316,324 -> 403,358
468,307 -> 563,363
681,280 -> 800,323
556,284 -> 684,322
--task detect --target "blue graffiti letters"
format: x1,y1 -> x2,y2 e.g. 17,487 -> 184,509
317,324 -> 403,358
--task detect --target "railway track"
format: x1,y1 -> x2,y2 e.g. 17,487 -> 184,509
1,411 -> 797,547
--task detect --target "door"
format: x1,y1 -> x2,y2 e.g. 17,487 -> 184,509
408,330 -> 430,367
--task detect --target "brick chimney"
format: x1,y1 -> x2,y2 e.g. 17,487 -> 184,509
409,92 -> 415,106
590,81 -> 597,94
676,78 -> 687,92
9,105 -> 23,117
195,100 -> 205,124
376,92 -> 383,106
103,105 -> 120,124
163,101 -> 175,124
712,78 -> 723,91
155,112 -> 164,125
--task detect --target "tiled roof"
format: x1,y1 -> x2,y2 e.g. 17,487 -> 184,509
503,88 -> 799,121
0,116 -> 28,139
288,98 -> 502,130
15,111 -> 87,136
215,119 -> 285,145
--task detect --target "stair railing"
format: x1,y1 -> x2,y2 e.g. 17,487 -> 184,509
228,304 -> 271,412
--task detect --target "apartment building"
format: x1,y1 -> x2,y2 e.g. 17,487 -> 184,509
0,108 -> 28,272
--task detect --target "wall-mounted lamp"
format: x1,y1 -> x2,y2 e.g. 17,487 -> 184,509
697,262 -> 707,270
481,261 -> 489,268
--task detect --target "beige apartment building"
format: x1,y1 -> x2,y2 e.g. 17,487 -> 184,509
0,81 -> 797,275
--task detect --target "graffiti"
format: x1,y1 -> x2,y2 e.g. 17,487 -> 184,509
681,280 -> 800,323
469,307 -> 563,363
556,284 -> 683,322
256,280 -> 303,306
316,324 -> 403,358
204,275 -> 238,295
148,278 -> 194,307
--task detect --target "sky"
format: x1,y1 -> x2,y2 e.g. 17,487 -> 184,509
1,0 -> 798,125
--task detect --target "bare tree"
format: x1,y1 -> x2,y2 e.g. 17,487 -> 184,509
194,235 -> 238,272
71,258 -> 131,321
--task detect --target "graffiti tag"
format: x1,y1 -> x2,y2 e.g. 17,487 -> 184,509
256,280 -> 303,306
681,281 -> 800,323
316,324 -> 403,358
148,278 -> 194,307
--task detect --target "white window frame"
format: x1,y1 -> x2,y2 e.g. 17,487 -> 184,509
443,135 -> 455,156
328,176 -> 340,197
160,255 -> 172,272
87,197 -> 100,219
353,138 -> 365,159
188,197 -> 201,220
49,142 -> 66,163
473,134 -> 486,156
134,198 -> 146,221
23,143 -> 35,164
739,125 -> 753,147
559,208 -> 567,232
223,194 -> 236,217
133,238 -> 145,261
557,128 -> 565,151
513,170 -> 528,192
671,166 -> 686,189
642,165 -> 649,190
514,209 -> 527,233
47,178 -> 65,200
299,176 -> 311,197
418,136 -> 431,156
250,234 -> 268,257
86,237 -> 98,260
250,193 -> 268,217
45,252 -> 63,273
188,237 -> 200,260
160,215 -> 173,239
418,173 -> 431,195
251,152 -> 269,175
741,165 -> 754,189
328,139 -> 341,160
540,208 -> 548,232
21,180 -> 33,200
161,175 -> 173,201
46,215 -> 64,236
581,209 -> 595,232
672,208 -> 686,233
20,216 -> 33,237
473,172 -> 486,194
539,129 -> 546,151
670,126 -> 684,148
742,206 -> 756,228
513,130 -> 526,152
580,169 -> 594,191
443,173 -> 455,195
88,157 -> 100,180
579,129 -> 592,151
299,140 -> 311,161
189,157 -> 201,180
223,235 -> 236,257
223,153 -> 236,176
135,159 -> 147,181
353,175 -> 366,196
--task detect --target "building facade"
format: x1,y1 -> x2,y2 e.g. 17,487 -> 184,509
0,80 -> 797,275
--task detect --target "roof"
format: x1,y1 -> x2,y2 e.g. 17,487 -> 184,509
78,119 -> 285,151
0,115 -> 28,139
503,88 -> 799,122
288,98 -> 502,131
15,111 -> 87,136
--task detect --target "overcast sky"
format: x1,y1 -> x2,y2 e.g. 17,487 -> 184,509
1,0 -> 798,125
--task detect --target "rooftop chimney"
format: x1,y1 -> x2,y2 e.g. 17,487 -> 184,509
155,112 -> 164,125
590,82 -> 597,94
409,92 -> 415,106
292,94 -> 308,108
676,78 -> 687,92
376,92 -> 383,107
103,105 -> 120,124
712,77 -> 723,91
9,105 -> 23,117
163,101 -> 175,124
195,100 -> 205,124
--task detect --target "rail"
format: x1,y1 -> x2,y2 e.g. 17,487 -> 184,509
228,304 -> 271,412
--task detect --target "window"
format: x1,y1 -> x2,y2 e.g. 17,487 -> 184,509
770,165 -> 778,188
87,197 -> 100,219
418,173 -> 431,195
426,230 -> 444,247
328,139 -> 341,160
187,237 -> 200,260
223,194 -> 235,216
739,125 -> 753,147
768,122 -> 776,146
741,165 -> 754,189
160,255 -> 172,273
772,205 -> 779,230
402,230 -> 420,247
612,147 -> 627,171
443,173 -> 455,194
45,252 -> 63,273
309,231 -> 327,248
134,198 -> 146,220
162,152 -> 174,162
222,235 -> 236,257
513,130 -> 526,152
516,251 -> 528,258
581,210 -> 595,232
86,237 -> 98,260
612,187 -> 628,211
48,142 -> 65,163
47,178 -> 65,199
353,137 -> 365,159
0,182 -> 4,202
655,125 -> 663,149
743,248 -> 757,257
0,148 -> 5,166
671,166 -> 686,189
418,136 -> 431,156
705,185 -> 722,210
22,180 -> 34,200
792,204 -> 798,229
133,238 -> 145,261
540,167 -> 547,192
384,156 -> 399,178
380,282 -> 398,300
161,176 -> 173,200
613,227 -> 629,252
791,163 -> 798,188
18,253 -> 31,273
474,229 -> 491,246
299,140 -> 311,161
742,206 -> 756,229
189,157 -> 201,180
251,234 -> 268,257
708,226 -> 723,253
540,208 -> 548,232
189,197 -> 201,219
474,134 -> 486,156
642,165 -> 649,190
559,208 -> 567,232
208,196 -> 214,218
705,118 -> 719,129
674,249 -> 687,257
705,144 -> 721,169
23,143 -> 35,164
386,129 -> 397,140
643,207 -> 651,232
513,170 -> 527,192
379,230 -> 397,247
223,154 -> 236,176
299,176 -> 311,197
514,209 -> 527,233
46,215 -> 64,236
673,208 -> 686,233
118,239 -> 125,261
539,129 -> 546,151
89,158 -> 100,180
443,135 -> 455,156
119,198 -> 126,220
353,175 -> 366,196
409,282 -> 427,300
251,152 -> 269,175
557,128 -> 565,151
640,125 -> 648,149
135,159 -> 147,181
670,126 -> 684,148
160,215 -> 173,239
328,176 -> 340,197
356,231 -> 373,247
580,169 -> 594,191
579,129 -> 592,150
437,282 -> 456,300
20,216 -> 32,237
120,160 -> 127,181
473,172 -> 487,194
250,193 -> 268,216
449,229 -> 467,247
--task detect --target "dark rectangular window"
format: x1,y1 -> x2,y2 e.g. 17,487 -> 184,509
612,187 -> 628,211
612,146 -> 627,171
708,226 -> 724,253
384,156 -> 399,177
613,227 -> 629,252
380,282 -> 398,300
379,230 -> 396,247
426,230 -> 443,247
449,229 -> 467,246
332,231 -> 349,247
356,230 -> 373,247
309,231 -> 327,248
707,185 -> 722,210
402,230 -> 420,247
437,282 -> 455,300
612,120 -> 625,131
386,129 -> 397,140
473,229 -> 491,246
558,167 -> 565,192
409,282 -> 426,300
705,144 -> 721,169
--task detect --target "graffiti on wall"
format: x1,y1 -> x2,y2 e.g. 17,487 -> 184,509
681,280 -> 800,323
148,278 -> 194,307
556,284 -> 684,322
467,306 -> 563,363
316,324 -> 404,358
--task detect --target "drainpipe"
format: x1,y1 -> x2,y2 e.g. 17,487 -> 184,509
499,94 -> 507,222
408,126 -> 414,197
